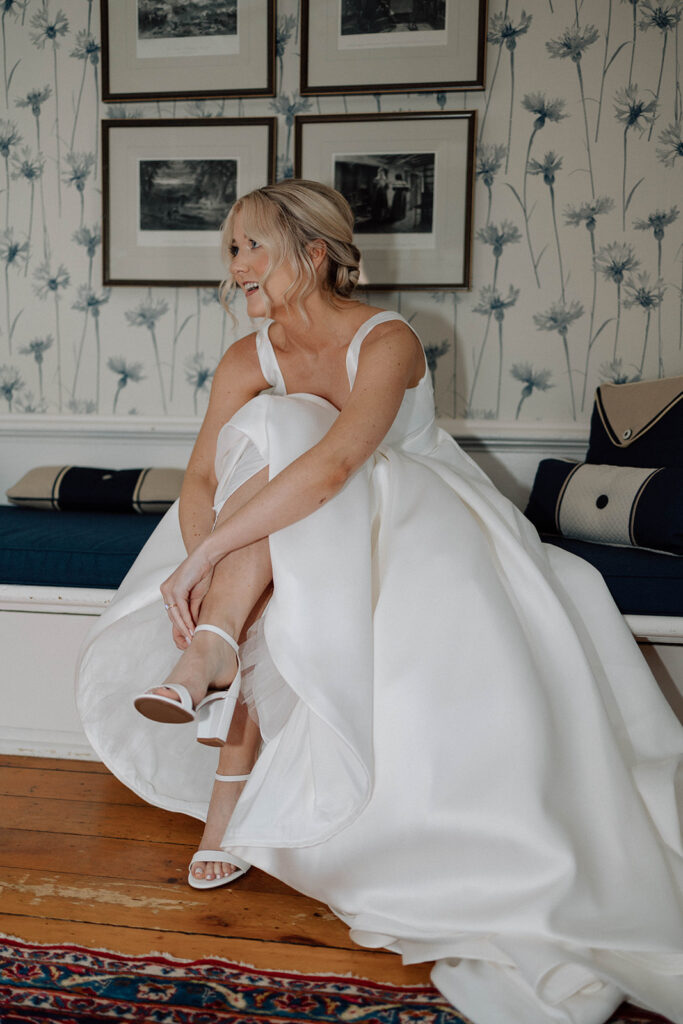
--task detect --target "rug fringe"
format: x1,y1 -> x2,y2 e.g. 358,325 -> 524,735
0,932 -> 439,992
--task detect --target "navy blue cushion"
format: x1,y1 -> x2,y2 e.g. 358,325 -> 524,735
541,534 -> 683,616
0,506 -> 162,589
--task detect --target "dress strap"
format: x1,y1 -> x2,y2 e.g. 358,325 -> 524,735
255,320 -> 287,395
345,311 -> 411,390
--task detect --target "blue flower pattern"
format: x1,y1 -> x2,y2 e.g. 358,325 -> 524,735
0,0 -> 681,422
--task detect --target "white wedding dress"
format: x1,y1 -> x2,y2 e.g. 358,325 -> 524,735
77,311 -> 683,1024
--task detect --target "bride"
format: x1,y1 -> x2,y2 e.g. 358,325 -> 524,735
77,179 -> 683,1024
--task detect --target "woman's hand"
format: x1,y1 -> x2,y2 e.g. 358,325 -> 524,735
161,543 -> 215,639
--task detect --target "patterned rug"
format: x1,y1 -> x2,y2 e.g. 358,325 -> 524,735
0,936 -> 674,1023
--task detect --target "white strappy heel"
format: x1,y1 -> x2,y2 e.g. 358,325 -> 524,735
187,771 -> 251,889
194,624 -> 242,747
133,624 -> 241,746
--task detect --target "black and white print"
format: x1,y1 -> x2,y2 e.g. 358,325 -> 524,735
334,154 -> 435,234
137,0 -> 237,41
341,0 -> 446,36
136,0 -> 239,58
139,159 -> 237,232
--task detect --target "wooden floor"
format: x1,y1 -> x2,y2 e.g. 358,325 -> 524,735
0,755 -> 432,984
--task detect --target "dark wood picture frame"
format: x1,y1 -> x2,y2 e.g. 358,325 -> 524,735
295,111 -> 476,291
103,118 -> 277,287
301,0 -> 488,95
101,0 -> 276,102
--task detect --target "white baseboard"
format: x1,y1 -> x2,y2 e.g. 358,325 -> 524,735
0,726 -> 97,760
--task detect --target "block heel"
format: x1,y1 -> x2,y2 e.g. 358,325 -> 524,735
193,624 -> 242,747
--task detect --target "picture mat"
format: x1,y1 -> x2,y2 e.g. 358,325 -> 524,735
306,0 -> 478,89
136,36 -> 240,58
339,28 -> 447,51
298,117 -> 472,287
106,123 -> 272,283
106,0 -> 269,97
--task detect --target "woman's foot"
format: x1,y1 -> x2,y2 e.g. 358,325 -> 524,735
190,771 -> 250,883
154,628 -> 239,710
190,700 -> 261,883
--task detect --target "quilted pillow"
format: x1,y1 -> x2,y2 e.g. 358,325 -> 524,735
525,459 -> 683,555
6,466 -> 184,514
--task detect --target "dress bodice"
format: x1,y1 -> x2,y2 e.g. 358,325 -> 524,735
254,311 -> 438,454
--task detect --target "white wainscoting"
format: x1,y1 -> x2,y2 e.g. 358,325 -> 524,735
0,414 -> 590,506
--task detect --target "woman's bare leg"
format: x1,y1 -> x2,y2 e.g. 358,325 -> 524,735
191,583 -> 269,883
155,467 -> 271,708
151,467 -> 273,881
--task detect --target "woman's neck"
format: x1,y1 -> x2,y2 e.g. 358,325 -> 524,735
268,293 -> 365,352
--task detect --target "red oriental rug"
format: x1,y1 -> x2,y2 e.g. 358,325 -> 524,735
0,936 -> 674,1023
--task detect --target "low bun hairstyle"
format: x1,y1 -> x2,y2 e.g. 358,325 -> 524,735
220,179 -> 361,318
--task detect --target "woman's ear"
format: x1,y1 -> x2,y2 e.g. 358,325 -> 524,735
308,239 -> 327,271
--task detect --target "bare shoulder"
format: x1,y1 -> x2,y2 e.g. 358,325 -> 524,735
357,314 -> 424,385
213,330 -> 266,393
362,314 -> 422,358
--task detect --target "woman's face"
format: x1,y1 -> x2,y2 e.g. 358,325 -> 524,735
228,210 -> 295,317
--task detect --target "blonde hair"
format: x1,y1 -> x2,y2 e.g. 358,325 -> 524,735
219,179 -> 361,319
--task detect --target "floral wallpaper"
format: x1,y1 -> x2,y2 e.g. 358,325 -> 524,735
0,0 -> 681,424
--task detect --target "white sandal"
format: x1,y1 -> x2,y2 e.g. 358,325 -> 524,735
187,771 -> 251,889
133,624 -> 241,745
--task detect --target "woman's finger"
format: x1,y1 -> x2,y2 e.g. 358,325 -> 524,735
172,594 -> 195,638
172,626 -> 190,651
173,608 -> 193,642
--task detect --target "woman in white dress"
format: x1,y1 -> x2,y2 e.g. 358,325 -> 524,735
77,179 -> 683,1024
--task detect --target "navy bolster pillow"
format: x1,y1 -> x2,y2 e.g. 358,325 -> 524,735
525,459 -> 683,555
6,466 -> 184,514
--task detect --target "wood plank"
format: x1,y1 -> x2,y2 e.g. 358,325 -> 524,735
0,829 -> 298,895
0,755 -> 107,773
0,758 -> 437,992
0,913 -> 434,985
2,794 -> 200,844
0,765 -> 147,805
0,866 -> 355,949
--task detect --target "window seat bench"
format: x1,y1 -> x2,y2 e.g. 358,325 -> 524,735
0,506 -> 162,759
1,507 -> 681,759
0,506 -> 163,590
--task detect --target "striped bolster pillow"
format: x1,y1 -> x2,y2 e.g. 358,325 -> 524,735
6,466 -> 184,514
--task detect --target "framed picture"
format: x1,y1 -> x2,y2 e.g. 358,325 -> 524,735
101,0 -> 275,101
103,118 -> 277,286
301,0 -> 487,95
295,112 -> 476,290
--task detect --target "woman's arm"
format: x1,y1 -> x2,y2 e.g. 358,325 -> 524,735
162,321 -> 423,635
166,334 -> 267,647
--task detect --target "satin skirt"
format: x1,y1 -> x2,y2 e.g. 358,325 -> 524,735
77,393 -> 683,1024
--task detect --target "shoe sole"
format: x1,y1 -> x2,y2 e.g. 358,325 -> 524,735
133,696 -> 195,724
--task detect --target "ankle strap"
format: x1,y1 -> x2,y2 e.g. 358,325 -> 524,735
194,624 -> 239,656
215,772 -> 251,782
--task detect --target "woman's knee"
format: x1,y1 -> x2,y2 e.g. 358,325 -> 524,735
214,466 -> 270,526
